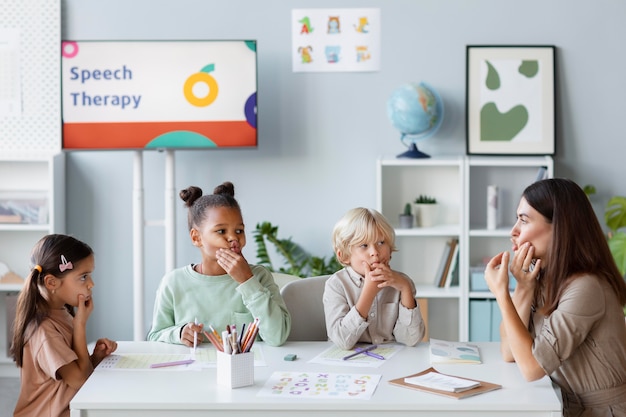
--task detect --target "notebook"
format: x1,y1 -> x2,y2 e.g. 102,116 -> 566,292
389,367 -> 501,399
429,339 -> 481,364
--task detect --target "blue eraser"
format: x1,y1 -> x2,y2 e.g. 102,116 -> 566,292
284,353 -> 297,361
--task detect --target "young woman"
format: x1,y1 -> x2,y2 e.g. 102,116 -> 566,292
485,178 -> 626,417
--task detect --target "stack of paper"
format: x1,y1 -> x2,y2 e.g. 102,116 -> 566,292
388,367 -> 502,399
405,371 -> 480,393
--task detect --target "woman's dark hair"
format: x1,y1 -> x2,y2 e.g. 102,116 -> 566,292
523,178 -> 626,314
10,234 -> 93,367
179,181 -> 241,230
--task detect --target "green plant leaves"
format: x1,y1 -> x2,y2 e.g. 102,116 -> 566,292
605,196 -> 626,232
608,231 -> 626,276
605,196 -> 626,276
253,222 -> 341,278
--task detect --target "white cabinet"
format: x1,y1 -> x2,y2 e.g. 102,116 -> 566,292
0,153 -> 65,376
376,155 -> 553,342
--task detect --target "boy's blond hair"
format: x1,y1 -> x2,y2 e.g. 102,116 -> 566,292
332,207 -> 397,266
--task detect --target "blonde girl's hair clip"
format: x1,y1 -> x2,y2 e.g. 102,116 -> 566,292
59,255 -> 73,272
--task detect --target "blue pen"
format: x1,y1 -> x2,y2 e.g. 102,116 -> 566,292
342,344 -> 378,360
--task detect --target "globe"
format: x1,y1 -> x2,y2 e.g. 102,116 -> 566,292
387,82 -> 444,158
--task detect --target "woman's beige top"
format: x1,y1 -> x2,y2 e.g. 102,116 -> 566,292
531,274 -> 626,416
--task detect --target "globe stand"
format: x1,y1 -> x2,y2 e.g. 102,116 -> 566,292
397,142 -> 430,159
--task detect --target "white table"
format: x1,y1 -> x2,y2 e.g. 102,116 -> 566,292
70,341 -> 562,417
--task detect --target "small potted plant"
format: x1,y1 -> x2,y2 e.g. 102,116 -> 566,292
398,203 -> 414,228
413,194 -> 438,227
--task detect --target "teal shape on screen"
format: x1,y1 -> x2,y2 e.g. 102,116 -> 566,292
480,102 -> 528,142
145,131 -> 217,149
245,41 -> 256,52
200,63 -> 215,73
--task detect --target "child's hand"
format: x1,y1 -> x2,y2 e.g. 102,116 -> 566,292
74,294 -> 94,328
180,321 -> 204,347
369,262 -> 410,292
361,262 -> 383,295
91,338 -> 117,366
369,263 -> 416,309
216,248 -> 253,283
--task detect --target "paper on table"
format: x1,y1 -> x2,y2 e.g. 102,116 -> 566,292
405,371 -> 480,393
96,346 -> 265,370
258,371 -> 382,400
309,344 -> 403,368
388,367 -> 502,399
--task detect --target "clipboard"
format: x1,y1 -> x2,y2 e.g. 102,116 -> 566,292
388,367 -> 502,399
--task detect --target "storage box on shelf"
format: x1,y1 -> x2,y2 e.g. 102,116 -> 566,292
0,153 -> 65,376
377,155 -> 553,342
469,298 -> 502,342
376,156 -> 464,341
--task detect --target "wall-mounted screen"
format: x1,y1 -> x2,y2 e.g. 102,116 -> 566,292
61,40 -> 257,150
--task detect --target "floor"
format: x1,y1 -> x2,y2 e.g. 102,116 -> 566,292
0,378 -> 19,417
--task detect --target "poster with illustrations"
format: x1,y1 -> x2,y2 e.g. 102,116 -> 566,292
292,8 -> 381,72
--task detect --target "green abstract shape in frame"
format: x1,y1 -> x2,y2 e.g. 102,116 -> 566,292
519,60 -> 539,78
484,60 -> 500,90
480,102 -> 528,142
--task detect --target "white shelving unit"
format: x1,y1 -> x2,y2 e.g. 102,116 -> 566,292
0,153 -> 65,377
464,155 -> 553,341
376,156 -> 464,341
376,155 -> 553,342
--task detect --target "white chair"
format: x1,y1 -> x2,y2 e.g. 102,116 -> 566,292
280,275 -> 330,341
271,272 -> 300,290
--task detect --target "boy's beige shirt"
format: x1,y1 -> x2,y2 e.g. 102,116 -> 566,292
323,266 -> 425,350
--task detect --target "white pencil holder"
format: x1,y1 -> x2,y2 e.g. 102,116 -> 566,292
216,351 -> 254,388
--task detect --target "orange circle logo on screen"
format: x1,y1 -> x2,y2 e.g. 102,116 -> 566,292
183,64 -> 219,107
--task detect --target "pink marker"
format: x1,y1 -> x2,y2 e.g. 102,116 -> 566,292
150,359 -> 194,368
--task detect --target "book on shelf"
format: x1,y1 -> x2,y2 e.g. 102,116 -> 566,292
388,367 -> 501,399
429,338 -> 481,364
442,239 -> 459,288
433,240 -> 451,286
0,199 -> 47,224
0,261 -> 24,284
435,238 -> 458,288
0,204 -> 21,223
445,249 -> 460,288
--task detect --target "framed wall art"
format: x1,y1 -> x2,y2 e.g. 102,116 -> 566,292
466,45 -> 556,155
